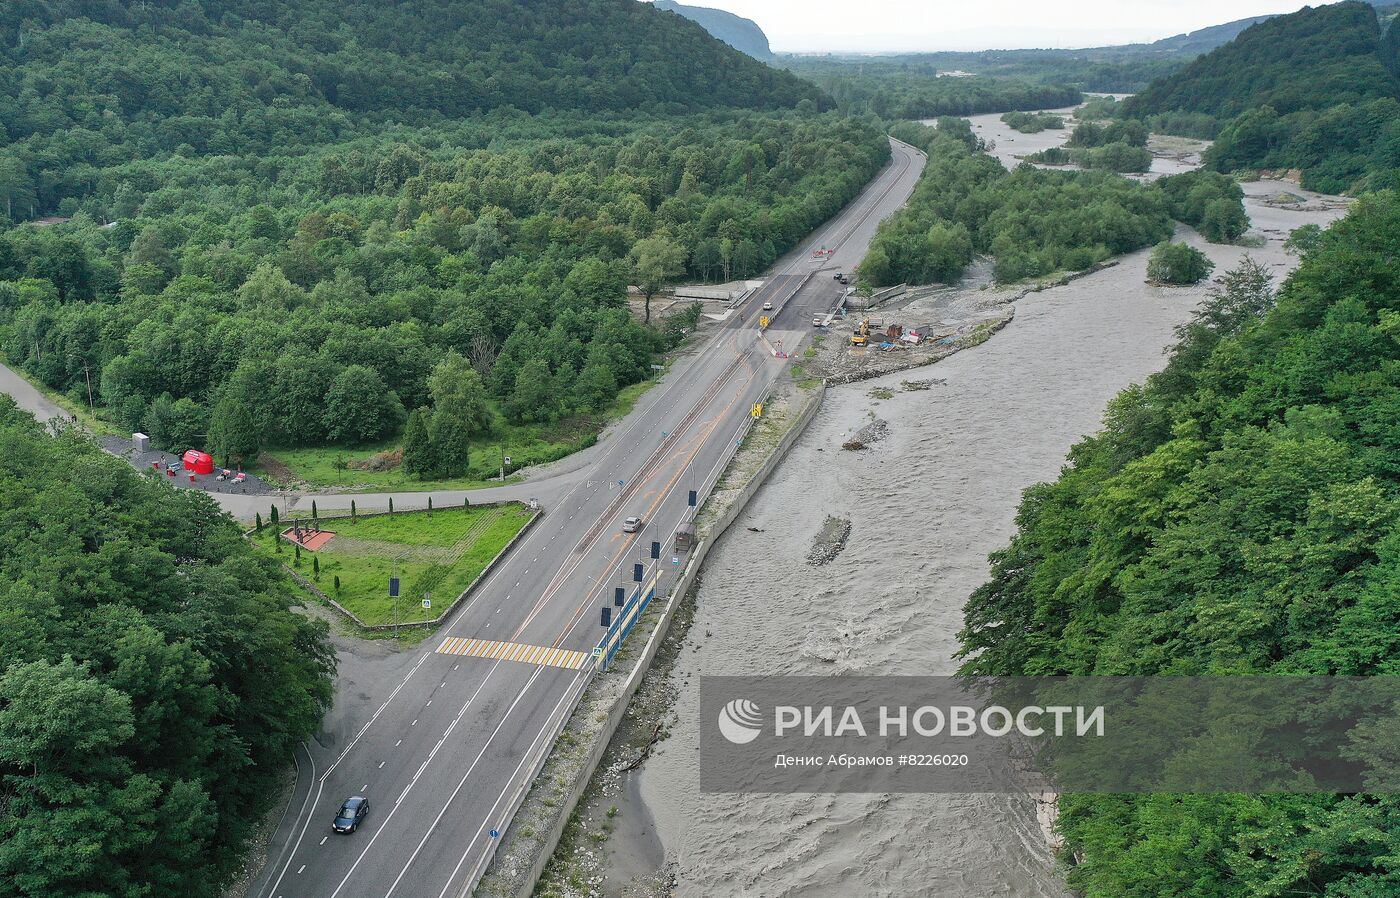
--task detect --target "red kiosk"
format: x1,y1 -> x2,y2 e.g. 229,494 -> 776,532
182,449 -> 215,476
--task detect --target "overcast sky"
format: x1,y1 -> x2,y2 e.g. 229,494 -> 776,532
682,0 -> 1320,52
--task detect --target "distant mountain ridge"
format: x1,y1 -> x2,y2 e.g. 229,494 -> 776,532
1143,15 -> 1277,53
1140,1 -> 1398,55
652,1 -> 773,59
1124,1 -> 1400,120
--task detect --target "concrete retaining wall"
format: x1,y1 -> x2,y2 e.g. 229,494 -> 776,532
491,382 -> 828,897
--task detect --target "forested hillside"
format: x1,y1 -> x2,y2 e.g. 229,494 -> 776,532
959,193 -> 1400,896
1121,1 -> 1400,192
0,398 -> 335,896
0,0 -> 888,478
0,0 -> 822,221
1126,2 -> 1398,121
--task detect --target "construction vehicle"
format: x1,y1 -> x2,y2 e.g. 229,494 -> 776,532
850,318 -> 872,347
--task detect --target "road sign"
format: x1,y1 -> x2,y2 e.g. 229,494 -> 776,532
503,455 -> 511,466
591,647 -> 603,658
389,577 -> 400,597
651,363 -> 664,370
672,556 -> 680,565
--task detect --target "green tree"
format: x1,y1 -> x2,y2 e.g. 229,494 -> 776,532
428,353 -> 492,435
209,396 -> 261,464
1200,197 -> 1249,243
506,358 -> 561,424
630,236 -> 686,324
429,413 -> 472,477
1146,241 -> 1215,285
322,366 -> 405,445
402,408 -> 435,477
1284,222 -> 1324,256
574,361 -> 619,412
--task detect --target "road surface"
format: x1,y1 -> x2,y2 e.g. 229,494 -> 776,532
246,138 -> 925,898
0,359 -> 68,422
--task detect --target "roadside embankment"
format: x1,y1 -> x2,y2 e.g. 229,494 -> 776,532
475,377 -> 826,898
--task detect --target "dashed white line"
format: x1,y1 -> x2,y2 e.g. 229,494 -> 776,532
378,761 -> 385,769
296,865 -> 305,875
319,836 -> 327,846
395,739 -> 402,746
411,719 -> 417,726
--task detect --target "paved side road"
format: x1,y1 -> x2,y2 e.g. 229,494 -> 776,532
0,359 -> 68,421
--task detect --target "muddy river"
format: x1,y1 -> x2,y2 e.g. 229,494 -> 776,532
620,112 -> 1350,898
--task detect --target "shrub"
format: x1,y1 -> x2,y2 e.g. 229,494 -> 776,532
1146,241 -> 1215,285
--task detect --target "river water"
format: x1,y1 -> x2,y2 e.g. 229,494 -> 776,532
624,112 -> 1349,898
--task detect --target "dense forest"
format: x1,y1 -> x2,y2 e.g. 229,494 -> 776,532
781,58 -> 1081,120
793,50 -> 1186,95
0,0 -> 890,473
0,398 -> 335,896
1122,1 -> 1400,193
958,191 -> 1400,896
862,120 -> 1243,286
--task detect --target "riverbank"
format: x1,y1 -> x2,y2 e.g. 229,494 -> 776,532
590,113 -> 1351,896
474,374 -> 828,898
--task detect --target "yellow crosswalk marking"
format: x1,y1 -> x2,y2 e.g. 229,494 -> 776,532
435,636 -> 589,670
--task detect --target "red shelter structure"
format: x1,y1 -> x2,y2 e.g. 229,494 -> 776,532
182,449 -> 215,475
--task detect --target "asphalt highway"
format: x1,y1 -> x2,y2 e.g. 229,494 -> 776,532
246,138 -> 924,898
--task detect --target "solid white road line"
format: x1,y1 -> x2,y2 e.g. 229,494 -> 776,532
325,657 -> 512,898
259,743 -> 318,898
436,670 -> 593,898
380,668 -> 582,898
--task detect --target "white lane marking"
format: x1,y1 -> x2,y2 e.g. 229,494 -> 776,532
440,682 -> 446,689
319,836 -> 327,846
327,659 -> 510,898
320,651 -> 431,781
395,740 -> 402,747
361,784 -> 368,791
411,719 -> 417,726
378,761 -> 385,769
296,865 -> 305,875
426,700 -> 432,707
382,666 -> 555,898
431,671 -> 590,898
259,743 -> 318,898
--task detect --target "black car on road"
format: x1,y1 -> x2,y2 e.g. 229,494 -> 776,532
333,796 -> 368,833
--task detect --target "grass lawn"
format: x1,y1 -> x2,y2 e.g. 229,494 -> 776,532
252,378 -> 655,492
251,504 -> 534,626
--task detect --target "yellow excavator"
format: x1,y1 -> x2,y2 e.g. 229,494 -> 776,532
850,318 -> 871,347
